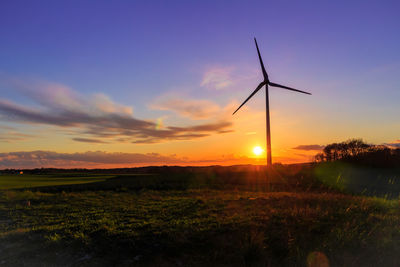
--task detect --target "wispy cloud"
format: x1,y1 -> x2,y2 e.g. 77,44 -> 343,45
150,92 -> 240,124
201,66 -> 234,90
292,144 -> 324,151
72,138 -> 108,144
0,132 -> 34,142
200,65 -> 259,91
0,77 -> 233,144
0,125 -> 35,142
150,97 -> 221,120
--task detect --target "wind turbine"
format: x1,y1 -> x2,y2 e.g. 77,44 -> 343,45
233,38 -> 311,167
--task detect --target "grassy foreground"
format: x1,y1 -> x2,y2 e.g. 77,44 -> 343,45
1,188 -> 400,266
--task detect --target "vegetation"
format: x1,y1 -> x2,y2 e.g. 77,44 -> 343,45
1,164 -> 400,266
315,139 -> 400,167
0,174 -> 110,189
312,139 -> 400,198
2,189 -> 400,266
315,162 -> 400,198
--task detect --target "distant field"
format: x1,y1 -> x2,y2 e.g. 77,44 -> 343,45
0,174 -> 112,189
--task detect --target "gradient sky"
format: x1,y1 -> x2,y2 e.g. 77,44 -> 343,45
0,0 -> 399,168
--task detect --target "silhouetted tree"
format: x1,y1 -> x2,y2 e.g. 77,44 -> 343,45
320,139 -> 371,162
314,152 -> 325,163
315,139 -> 400,167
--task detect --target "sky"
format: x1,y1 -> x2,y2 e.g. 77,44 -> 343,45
0,0 -> 399,168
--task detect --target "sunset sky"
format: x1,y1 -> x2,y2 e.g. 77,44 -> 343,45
0,0 -> 399,168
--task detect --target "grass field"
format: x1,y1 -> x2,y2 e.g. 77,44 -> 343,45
0,174 -> 111,189
315,162 -> 400,199
1,164 -> 400,266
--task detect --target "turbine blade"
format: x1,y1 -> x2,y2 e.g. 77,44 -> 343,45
268,82 -> 311,95
254,38 -> 269,81
232,82 -> 266,115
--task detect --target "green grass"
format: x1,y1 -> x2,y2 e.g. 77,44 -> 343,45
1,165 -> 400,266
315,162 -> 400,198
1,189 -> 400,266
0,174 -> 111,189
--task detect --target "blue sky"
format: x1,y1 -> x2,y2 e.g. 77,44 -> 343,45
0,0 -> 399,168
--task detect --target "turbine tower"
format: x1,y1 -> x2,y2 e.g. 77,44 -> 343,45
233,38 -> 311,167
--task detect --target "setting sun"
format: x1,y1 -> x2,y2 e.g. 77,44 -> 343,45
253,146 -> 263,156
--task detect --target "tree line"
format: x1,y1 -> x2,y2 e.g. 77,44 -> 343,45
315,139 -> 400,167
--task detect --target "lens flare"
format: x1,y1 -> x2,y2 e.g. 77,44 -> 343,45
155,118 -> 163,130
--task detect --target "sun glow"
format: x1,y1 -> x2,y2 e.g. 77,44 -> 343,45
253,146 -> 263,156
